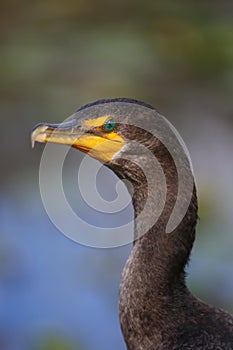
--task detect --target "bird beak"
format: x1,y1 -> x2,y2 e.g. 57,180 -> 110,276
31,120 -> 81,149
31,118 -> 125,163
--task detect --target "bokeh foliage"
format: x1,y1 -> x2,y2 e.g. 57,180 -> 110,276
0,1 -> 233,349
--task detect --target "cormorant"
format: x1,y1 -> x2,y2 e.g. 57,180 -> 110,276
31,98 -> 233,350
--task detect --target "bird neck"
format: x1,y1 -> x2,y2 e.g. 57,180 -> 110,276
117,152 -> 198,349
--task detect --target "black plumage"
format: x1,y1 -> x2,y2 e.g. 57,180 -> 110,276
32,98 -> 233,349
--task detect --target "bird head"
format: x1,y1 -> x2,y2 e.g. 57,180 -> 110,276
31,98 -> 158,170
31,98 -> 195,235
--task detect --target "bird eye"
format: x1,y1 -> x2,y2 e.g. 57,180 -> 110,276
103,119 -> 116,132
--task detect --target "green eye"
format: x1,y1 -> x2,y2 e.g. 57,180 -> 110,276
104,119 -> 116,132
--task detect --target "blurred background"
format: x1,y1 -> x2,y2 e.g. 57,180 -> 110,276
1,1 -> 233,349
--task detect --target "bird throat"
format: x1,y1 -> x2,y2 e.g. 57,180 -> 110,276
117,149 -> 198,349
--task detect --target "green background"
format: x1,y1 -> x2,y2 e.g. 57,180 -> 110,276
1,1 -> 233,349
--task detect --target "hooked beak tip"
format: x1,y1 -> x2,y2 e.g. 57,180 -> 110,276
31,123 -> 49,148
